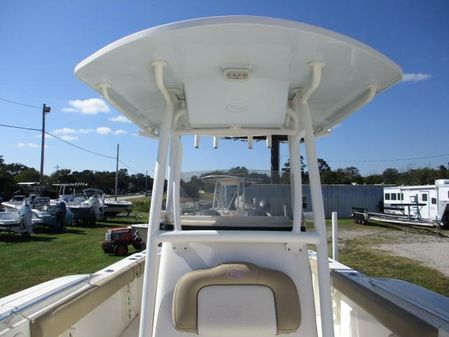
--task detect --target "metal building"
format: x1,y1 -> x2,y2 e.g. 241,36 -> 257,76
247,184 -> 385,219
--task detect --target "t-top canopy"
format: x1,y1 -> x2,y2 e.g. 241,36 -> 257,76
75,16 -> 401,137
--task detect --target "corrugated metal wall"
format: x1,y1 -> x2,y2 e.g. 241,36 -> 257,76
309,185 -> 384,218
246,184 -> 384,218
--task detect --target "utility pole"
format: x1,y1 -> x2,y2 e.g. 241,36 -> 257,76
145,170 -> 148,192
271,135 -> 280,184
39,104 -> 51,188
115,144 -> 119,201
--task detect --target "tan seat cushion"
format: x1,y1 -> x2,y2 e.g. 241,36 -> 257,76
172,263 -> 301,335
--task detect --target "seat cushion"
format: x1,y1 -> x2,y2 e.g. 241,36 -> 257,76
172,262 -> 301,335
198,285 -> 277,336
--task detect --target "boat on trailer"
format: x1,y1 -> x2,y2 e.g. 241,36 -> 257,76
1,16 -> 449,337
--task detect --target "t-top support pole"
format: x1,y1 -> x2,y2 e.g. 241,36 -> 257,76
293,61 -> 335,337
288,135 -> 303,233
172,135 -> 182,231
139,61 -> 174,337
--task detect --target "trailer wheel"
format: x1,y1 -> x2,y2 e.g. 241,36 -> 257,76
360,217 -> 367,225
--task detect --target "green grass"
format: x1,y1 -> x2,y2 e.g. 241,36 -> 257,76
325,219 -> 449,297
0,212 -> 148,297
338,241 -> 449,296
0,215 -> 448,298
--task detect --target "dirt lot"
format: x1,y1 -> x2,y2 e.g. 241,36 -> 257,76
336,221 -> 449,277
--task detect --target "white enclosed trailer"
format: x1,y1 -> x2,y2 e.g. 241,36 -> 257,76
383,179 -> 449,226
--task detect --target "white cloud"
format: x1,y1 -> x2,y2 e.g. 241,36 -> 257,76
53,127 -> 77,135
78,128 -> 95,134
113,129 -> 127,136
132,133 -> 139,137
96,127 -> 112,135
401,73 -> 432,83
50,126 -> 126,138
17,142 -> 39,148
62,107 -> 77,112
109,115 -> 131,123
96,127 -> 126,136
35,134 -> 54,140
62,98 -> 109,115
60,135 -> 78,141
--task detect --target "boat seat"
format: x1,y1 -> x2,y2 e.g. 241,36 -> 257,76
172,263 -> 301,336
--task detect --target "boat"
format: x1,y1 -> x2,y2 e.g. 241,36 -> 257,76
0,201 -> 33,235
1,184 -> 69,231
53,183 -> 104,224
1,16 -> 449,337
198,174 -> 268,216
84,188 -> 133,217
1,194 -> 28,210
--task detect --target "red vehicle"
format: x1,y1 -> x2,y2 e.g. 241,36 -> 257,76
102,227 -> 145,256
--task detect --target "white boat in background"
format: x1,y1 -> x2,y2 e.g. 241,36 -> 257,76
54,183 -> 103,224
84,188 -> 133,217
1,16 -> 449,337
0,202 -> 33,235
1,185 -> 69,231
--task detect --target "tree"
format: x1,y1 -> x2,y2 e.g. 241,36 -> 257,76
3,162 -> 28,176
281,157 -> 308,183
50,169 -> 74,184
181,175 -> 200,198
14,168 -> 40,182
382,168 -> 399,184
364,174 -> 383,184
317,158 -> 331,173
0,156 -> 16,199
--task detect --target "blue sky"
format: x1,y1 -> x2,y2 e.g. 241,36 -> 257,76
1,0 -> 448,177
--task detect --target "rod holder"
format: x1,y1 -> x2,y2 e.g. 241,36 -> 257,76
194,135 -> 200,148
247,136 -> 253,149
266,135 -> 272,148
213,136 -> 219,149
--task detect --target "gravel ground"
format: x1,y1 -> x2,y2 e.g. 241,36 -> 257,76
335,224 -> 449,277
375,234 -> 449,277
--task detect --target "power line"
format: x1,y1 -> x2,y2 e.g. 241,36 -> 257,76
119,159 -> 140,174
0,97 -> 41,109
280,152 -> 449,163
45,131 -> 117,160
327,153 -> 449,163
0,123 -> 142,173
0,123 -> 41,132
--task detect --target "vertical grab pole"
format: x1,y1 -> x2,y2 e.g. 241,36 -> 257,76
288,135 -> 303,233
332,211 -> 338,261
139,61 -> 174,337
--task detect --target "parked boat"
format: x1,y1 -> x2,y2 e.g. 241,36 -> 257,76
0,201 -> 33,236
84,188 -> 133,217
53,183 -> 103,224
1,16 -> 448,337
2,193 -> 70,231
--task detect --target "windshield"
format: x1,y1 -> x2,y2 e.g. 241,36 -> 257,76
179,169 -> 293,218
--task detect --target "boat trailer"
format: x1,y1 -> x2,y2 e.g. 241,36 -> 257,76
352,207 -> 444,229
